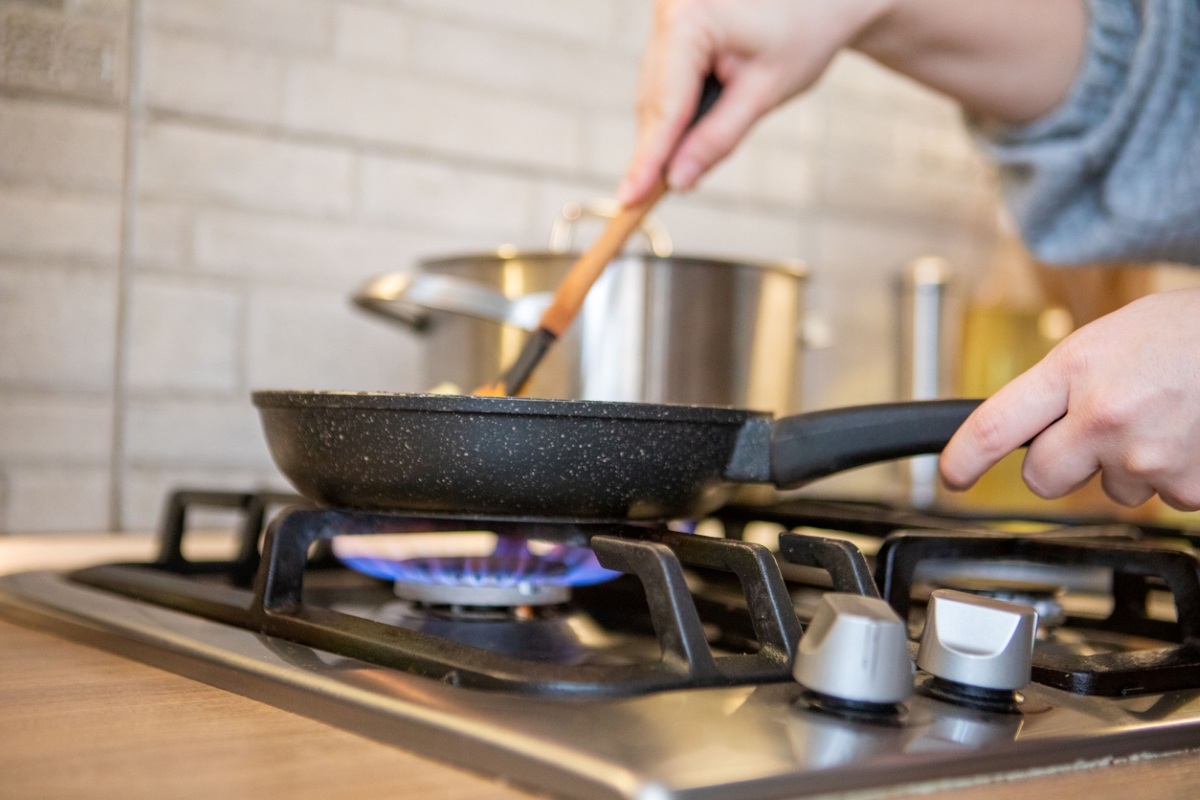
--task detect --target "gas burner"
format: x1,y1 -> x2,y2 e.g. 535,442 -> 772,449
333,534 -> 618,608
368,598 -> 608,664
394,581 -> 570,607
933,576 -> 1067,629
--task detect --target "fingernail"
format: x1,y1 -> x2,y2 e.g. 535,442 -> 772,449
667,159 -> 700,191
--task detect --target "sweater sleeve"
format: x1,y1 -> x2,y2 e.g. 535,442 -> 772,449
975,0 -> 1200,265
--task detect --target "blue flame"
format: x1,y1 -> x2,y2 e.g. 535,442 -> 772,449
339,536 -> 620,588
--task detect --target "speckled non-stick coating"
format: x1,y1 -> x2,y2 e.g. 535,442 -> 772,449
252,391 -> 767,520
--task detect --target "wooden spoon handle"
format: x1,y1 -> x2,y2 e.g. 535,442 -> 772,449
537,179 -> 668,337
475,74 -> 722,397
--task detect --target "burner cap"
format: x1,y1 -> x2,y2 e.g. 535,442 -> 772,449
394,580 -> 570,607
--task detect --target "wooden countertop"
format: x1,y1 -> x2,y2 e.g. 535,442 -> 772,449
3,538 -> 1200,799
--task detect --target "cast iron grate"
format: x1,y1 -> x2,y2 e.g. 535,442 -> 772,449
70,490 -> 835,696
69,490 -> 1200,698
875,530 -> 1200,696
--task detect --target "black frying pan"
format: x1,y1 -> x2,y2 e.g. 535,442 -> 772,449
252,392 -> 982,521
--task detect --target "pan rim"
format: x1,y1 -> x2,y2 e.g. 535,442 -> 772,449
251,390 -> 768,424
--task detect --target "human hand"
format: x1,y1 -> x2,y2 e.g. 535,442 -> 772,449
616,0 -> 892,206
941,288 -> 1200,511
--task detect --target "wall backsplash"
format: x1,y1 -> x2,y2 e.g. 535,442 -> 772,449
0,0 -> 1000,533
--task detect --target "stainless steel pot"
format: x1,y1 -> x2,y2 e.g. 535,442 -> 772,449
354,202 -> 809,417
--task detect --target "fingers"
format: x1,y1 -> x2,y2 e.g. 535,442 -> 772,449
1018,415 -> 1100,499
618,77 -> 702,205
1099,469 -> 1157,508
1159,484 -> 1200,512
617,10 -> 713,206
666,69 -> 774,190
939,356 -> 1070,490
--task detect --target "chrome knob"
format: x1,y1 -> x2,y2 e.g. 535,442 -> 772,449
794,593 -> 914,704
917,589 -> 1037,691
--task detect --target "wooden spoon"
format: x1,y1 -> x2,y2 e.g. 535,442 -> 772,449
477,75 -> 723,397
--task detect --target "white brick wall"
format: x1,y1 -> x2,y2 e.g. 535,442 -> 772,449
191,210 -> 465,288
283,63 -> 581,169
0,265 -> 118,391
358,156 -> 535,238
124,398 -> 270,467
332,3 -> 410,67
246,285 -> 424,392
0,396 -> 113,464
3,466 -> 111,532
0,189 -> 122,260
138,122 -> 355,216
143,0 -> 332,54
0,97 -> 124,191
143,30 -> 285,124
0,0 -> 1002,532
126,276 -> 241,393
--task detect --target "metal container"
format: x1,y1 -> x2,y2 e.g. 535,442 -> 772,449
895,256 -> 961,507
355,202 -> 809,417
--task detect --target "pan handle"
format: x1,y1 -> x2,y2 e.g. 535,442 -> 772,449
770,399 -> 984,489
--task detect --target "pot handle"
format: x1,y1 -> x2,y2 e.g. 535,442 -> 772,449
352,273 -> 549,332
548,200 -> 674,257
770,399 -> 984,489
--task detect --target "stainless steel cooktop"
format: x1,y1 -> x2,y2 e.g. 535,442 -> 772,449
3,491 -> 1200,800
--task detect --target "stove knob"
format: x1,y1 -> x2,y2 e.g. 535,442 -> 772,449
794,593 -> 914,704
917,589 -> 1037,691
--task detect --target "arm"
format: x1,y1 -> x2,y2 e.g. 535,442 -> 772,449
617,0 -> 1087,205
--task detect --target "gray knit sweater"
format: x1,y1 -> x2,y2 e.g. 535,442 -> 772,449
978,0 -> 1200,265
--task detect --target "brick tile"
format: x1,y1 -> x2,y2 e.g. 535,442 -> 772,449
754,94 -> 826,148
693,143 -> 759,199
332,2 -> 410,67
654,197 -> 809,262
755,145 -> 817,207
144,0 -> 332,54
403,0 -> 616,45
582,111 -> 635,179
0,265 -> 117,391
126,276 -> 240,394
143,30 -> 283,124
0,97 -> 124,191
121,465 -> 289,532
893,118 -> 984,179
610,0 -> 653,54
68,0 -> 132,23
412,19 -> 637,109
2,466 -> 110,533
0,394 -> 112,463
0,188 -> 121,261
132,201 -> 191,268
826,104 -> 896,163
359,155 -> 533,238
138,121 -> 354,216
816,215 -> 938,278
822,156 -> 986,225
124,398 -> 272,467
283,62 -> 580,170
191,209 -> 485,289
0,4 -> 127,104
247,286 -> 423,392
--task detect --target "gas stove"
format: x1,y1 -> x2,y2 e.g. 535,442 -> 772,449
3,490 -> 1200,799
